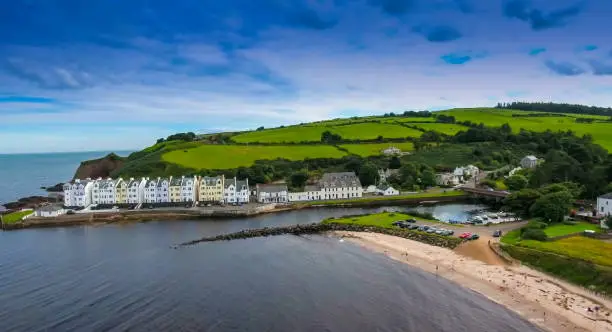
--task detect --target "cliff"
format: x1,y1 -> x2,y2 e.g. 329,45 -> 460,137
73,153 -> 126,180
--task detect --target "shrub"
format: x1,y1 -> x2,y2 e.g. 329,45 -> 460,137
522,228 -> 548,241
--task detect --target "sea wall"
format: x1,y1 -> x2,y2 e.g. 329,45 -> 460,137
177,223 -> 463,249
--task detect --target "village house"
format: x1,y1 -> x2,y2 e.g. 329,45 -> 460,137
199,175 -> 224,204
144,178 -> 159,203
114,178 -> 128,204
169,176 -> 183,203
256,184 -> 288,203
382,146 -> 401,156
376,185 -> 399,196
223,178 -> 249,204
156,177 -> 170,203
35,205 -> 66,218
453,165 -> 479,181
287,185 -> 323,202
180,176 -> 198,202
320,172 -> 363,200
436,173 -> 461,186
364,184 -> 378,194
127,178 -> 147,204
521,155 -> 538,169
63,178 -> 93,207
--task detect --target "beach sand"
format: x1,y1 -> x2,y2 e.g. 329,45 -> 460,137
334,231 -> 612,332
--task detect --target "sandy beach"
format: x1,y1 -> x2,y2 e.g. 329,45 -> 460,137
334,231 -> 612,332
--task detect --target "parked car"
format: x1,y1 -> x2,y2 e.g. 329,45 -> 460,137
408,224 -> 420,230
406,218 -> 417,223
493,230 -> 502,237
469,234 -> 480,240
426,228 -> 437,233
392,221 -> 410,228
417,225 -> 427,231
459,232 -> 472,239
435,230 -> 444,235
446,230 -> 455,236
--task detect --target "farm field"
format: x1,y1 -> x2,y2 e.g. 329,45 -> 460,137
442,108 -> 612,150
232,122 -> 424,143
340,142 -> 414,157
407,123 -> 467,135
162,144 -> 347,169
385,117 -> 436,123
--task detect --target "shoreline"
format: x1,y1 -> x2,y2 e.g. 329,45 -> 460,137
335,231 -> 612,332
1,194 -> 467,231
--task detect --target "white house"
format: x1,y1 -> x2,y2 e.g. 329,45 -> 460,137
63,178 -> 93,207
382,146 -> 401,155
377,185 -> 399,196
320,172 -> 363,200
144,178 -> 158,203
127,178 -> 147,204
256,184 -> 288,203
35,205 -> 66,218
288,185 -> 323,202
436,173 -> 461,186
92,178 -> 121,205
224,178 -> 237,204
180,176 -> 198,202
156,177 -> 170,203
364,185 -> 378,194
223,178 -> 250,204
521,155 -> 538,169
236,179 -> 250,204
597,192 -> 612,218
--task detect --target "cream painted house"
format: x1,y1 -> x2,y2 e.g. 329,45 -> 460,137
114,178 -> 128,204
199,175 -> 225,203
169,176 -> 182,202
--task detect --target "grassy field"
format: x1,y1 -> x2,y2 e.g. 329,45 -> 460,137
324,212 -> 441,228
339,142 -> 414,157
2,210 -> 33,224
386,117 -> 436,123
442,108 -> 612,150
518,237 -> 612,267
162,144 -> 347,169
232,122 -> 423,143
543,222 -> 600,237
407,123 -> 467,135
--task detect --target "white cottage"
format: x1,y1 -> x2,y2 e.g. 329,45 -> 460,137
35,205 -> 66,217
156,177 -> 170,203
256,184 -> 288,203
180,176 -> 198,202
377,185 -> 399,196
320,172 -> 363,200
521,155 -> 538,169
288,185 -> 324,202
144,178 -> 158,203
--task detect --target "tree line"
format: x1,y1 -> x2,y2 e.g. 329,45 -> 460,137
496,101 -> 612,117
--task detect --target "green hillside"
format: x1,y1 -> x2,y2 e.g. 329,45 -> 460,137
105,106 -> 612,179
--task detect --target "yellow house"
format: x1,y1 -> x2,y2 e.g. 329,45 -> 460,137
169,176 -> 182,203
199,175 -> 224,203
114,178 -> 128,204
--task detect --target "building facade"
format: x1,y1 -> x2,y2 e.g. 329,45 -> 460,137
144,178 -> 158,203
156,178 -> 170,203
287,185 -> 323,202
180,176 -> 198,202
127,178 -> 147,204
199,176 -> 224,203
320,172 -> 363,200
115,178 -> 128,204
256,184 -> 288,203
63,179 -> 93,207
597,193 -> 612,217
169,176 -> 182,203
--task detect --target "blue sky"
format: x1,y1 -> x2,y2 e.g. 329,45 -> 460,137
1,0 -> 612,153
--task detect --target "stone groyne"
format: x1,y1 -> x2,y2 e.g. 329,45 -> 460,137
176,223 -> 463,249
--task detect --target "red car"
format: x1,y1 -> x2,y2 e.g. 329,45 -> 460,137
459,232 -> 472,239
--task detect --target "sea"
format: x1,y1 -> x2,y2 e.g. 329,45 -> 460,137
0,151 -> 133,206
0,207 -> 541,331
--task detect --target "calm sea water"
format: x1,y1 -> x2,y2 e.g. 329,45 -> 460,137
0,151 -> 132,205
0,208 -> 541,332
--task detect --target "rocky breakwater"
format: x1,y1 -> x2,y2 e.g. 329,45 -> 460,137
176,223 -> 463,249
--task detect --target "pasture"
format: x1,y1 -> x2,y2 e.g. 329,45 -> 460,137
408,123 -> 467,135
442,108 -> 612,150
161,144 -> 347,169
340,142 -> 414,157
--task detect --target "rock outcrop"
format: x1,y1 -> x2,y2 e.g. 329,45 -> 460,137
73,153 -> 125,180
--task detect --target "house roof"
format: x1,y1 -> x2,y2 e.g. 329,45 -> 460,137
524,155 -> 537,161
128,178 -> 143,187
320,172 -> 361,188
157,178 -> 169,187
170,176 -> 183,186
202,176 -> 222,186
236,180 -> 248,190
225,178 -> 236,189
146,178 -> 158,186
257,184 -> 287,193
37,204 -> 63,212
304,185 -> 321,192
599,192 -> 612,199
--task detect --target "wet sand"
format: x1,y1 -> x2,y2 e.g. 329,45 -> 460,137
334,231 -> 612,332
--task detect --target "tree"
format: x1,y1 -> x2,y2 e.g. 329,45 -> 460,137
156,138 -> 165,144
358,163 -> 379,186
420,168 -> 437,188
529,190 -> 573,223
321,131 -> 342,144
605,216 -> 612,230
389,156 -> 402,169
256,126 -> 265,131
504,175 -> 528,191
503,189 -> 541,217
521,228 -> 548,241
289,171 -> 309,189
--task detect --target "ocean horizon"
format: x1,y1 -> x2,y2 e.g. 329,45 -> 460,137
0,150 -> 133,205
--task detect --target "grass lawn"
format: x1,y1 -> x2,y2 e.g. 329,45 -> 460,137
494,180 -> 508,190
386,117 -> 436,123
339,142 -> 414,157
518,236 -> 612,267
162,144 -> 347,169
304,190 -> 465,206
441,108 -> 612,151
543,222 -> 600,237
2,210 -> 33,224
324,212 -> 442,228
232,126 -> 327,143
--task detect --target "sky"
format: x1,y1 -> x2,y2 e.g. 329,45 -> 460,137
1,0 -> 612,153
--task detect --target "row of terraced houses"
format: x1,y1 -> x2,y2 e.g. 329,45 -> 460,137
63,172 -> 364,208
